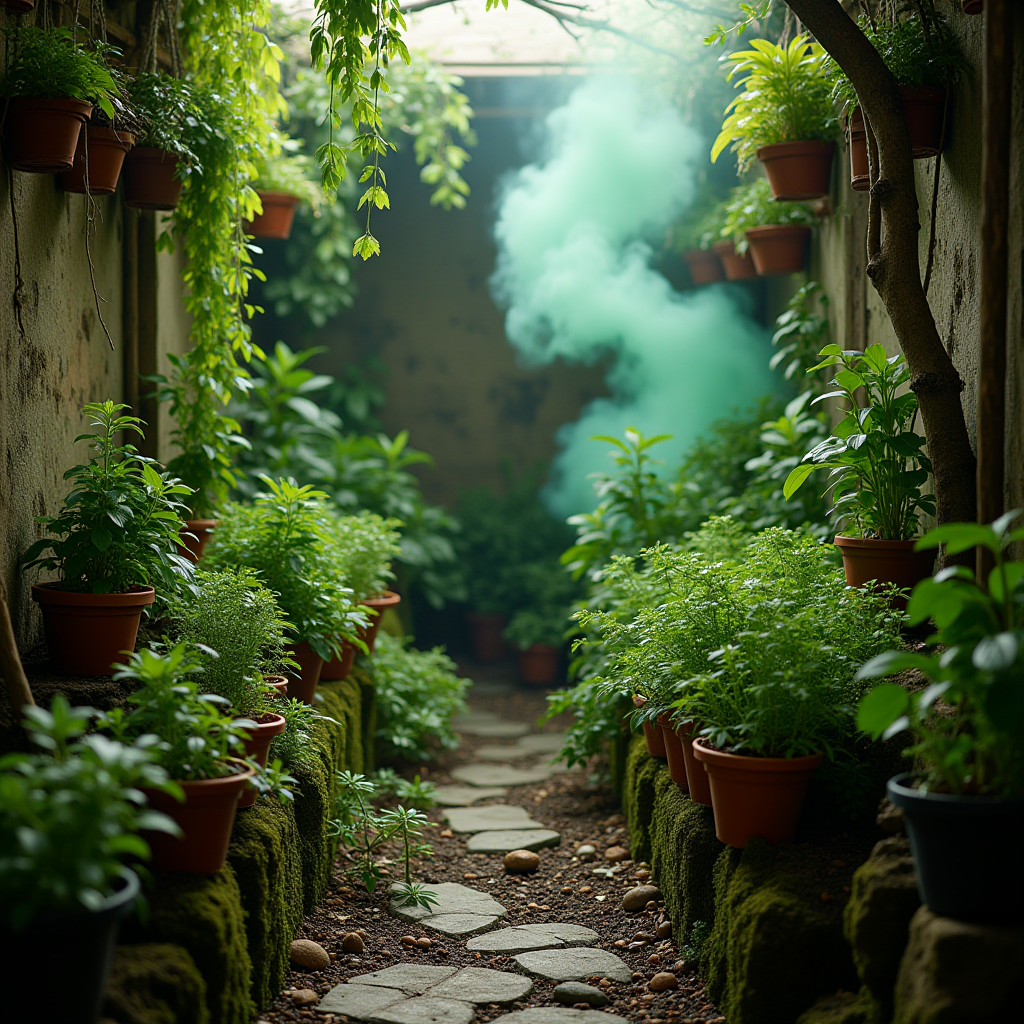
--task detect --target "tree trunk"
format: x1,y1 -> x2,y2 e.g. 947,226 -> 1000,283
783,0 -> 977,528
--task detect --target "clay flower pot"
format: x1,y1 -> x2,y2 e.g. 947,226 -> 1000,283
60,125 -> 135,195
745,225 -> 811,276
834,536 -> 935,609
658,714 -> 688,792
288,639 -> 325,704
467,612 -> 507,663
519,644 -> 561,687
263,675 -> 289,698
677,721 -> 712,806
245,190 -> 301,239
322,590 -> 402,679
123,147 -> 183,210
683,249 -> 726,286
711,239 -> 757,281
962,0 -> 983,13
177,519 -> 217,563
3,97 -> 92,173
693,738 -> 822,848
642,718 -> 667,759
757,140 -> 836,201
237,712 -> 286,809
31,583 -> 154,676
320,639 -> 357,681
143,766 -> 255,873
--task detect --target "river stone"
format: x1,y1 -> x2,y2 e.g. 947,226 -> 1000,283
433,785 -> 508,807
649,972 -> 678,992
505,849 -> 541,872
290,938 -> 330,970
375,996 -> 477,1024
452,763 -> 555,787
467,829 -> 561,854
466,923 -> 600,954
553,983 -> 609,1008
444,805 -> 542,832
427,967 -> 534,1005
349,965 -> 458,996
493,1009 -> 629,1024
513,947 -> 632,983
318,983 -> 407,1017
622,885 -> 661,912
455,721 -> 531,739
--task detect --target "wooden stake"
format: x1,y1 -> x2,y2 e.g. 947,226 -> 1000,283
0,592 -> 35,714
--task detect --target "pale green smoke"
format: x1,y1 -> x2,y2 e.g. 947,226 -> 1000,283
491,76 -> 776,517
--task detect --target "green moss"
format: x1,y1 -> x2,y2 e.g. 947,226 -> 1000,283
104,943 -> 209,1024
795,989 -> 874,1024
320,676 -> 365,773
622,733 -> 661,864
228,801 -> 304,1009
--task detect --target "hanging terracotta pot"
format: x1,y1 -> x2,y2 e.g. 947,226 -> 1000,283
237,713 -> 286,809
2,0 -> 36,11
683,249 -> 725,286
847,111 -> 870,192
467,612 -> 507,662
245,190 -> 301,239
745,225 -> 811,276
677,721 -> 711,806
60,125 -> 135,195
834,536 -> 935,610
693,738 -> 822,848
263,675 -> 289,698
519,644 -> 561,687
757,140 -> 836,201
123,147 -> 183,210
288,640 -> 325,703
962,0 -> 983,13
31,583 -> 154,676
657,714 -> 688,792
711,239 -> 757,281
142,765 -> 255,873
176,519 -> 217,563
642,718 -> 667,759
361,590 -> 401,653
3,97 -> 92,173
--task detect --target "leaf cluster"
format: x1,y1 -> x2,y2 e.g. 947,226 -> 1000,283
126,72 -> 206,165
255,146 -> 325,209
330,511 -> 401,601
721,178 -> 814,252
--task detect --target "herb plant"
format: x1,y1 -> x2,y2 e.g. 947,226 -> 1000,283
721,179 -> 815,253
269,698 -> 334,767
331,512 -> 401,600
0,697 -> 179,930
784,344 -> 935,540
125,72 -> 205,166
22,402 -> 195,597
857,514 -> 1024,798
254,148 -> 324,209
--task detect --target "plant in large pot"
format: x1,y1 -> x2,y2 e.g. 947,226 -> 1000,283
22,402 -> 196,677
246,148 -> 323,240
721,179 -> 815,277
0,697 -> 179,1023
504,608 -> 565,688
713,34 -> 839,201
0,26 -> 117,173
784,344 -> 936,605
205,477 -> 366,703
857,513 -> 1024,924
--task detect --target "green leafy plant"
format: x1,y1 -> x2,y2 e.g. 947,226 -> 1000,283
721,179 -> 814,253
712,34 -> 838,171
393,774 -> 438,810
784,344 -> 935,540
125,72 -> 205,165
856,513 -> 1024,798
770,281 -> 832,396
270,698 -> 335,767
377,804 -> 438,910
254,147 -> 324,209
330,512 -> 401,601
21,401 -> 195,597
504,608 -> 568,650
0,697 -> 179,930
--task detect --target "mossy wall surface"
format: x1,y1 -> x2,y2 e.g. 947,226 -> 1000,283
103,943 -> 210,1024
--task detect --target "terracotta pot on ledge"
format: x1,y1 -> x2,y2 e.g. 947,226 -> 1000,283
245,190 -> 301,239
642,719 -> 667,759
4,97 -> 92,173
60,125 -> 135,194
288,640 -> 325,704
237,712 -> 287,809
683,248 -> 725,286
834,535 -> 935,610
712,239 -> 757,281
757,140 -> 835,201
745,225 -> 811,276
177,519 -> 217,563
658,713 -> 688,792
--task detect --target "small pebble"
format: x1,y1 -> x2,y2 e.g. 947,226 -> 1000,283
415,937 -> 432,949
646,901 -> 658,911
656,919 -> 672,939
649,972 -> 678,992
342,932 -> 365,953
628,942 -> 646,952
291,989 -> 319,1006
400,936 -> 418,946
673,961 -> 687,974
633,932 -> 655,943
505,849 -> 541,872
604,845 -> 629,862
562,886 -> 573,894
578,885 -> 593,894
614,939 -> 628,948
647,953 -> 661,965
576,844 -> 597,862
622,885 -> 662,912
290,939 -> 330,970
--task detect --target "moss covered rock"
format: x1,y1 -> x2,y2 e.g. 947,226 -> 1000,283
103,943 -> 209,1024
795,989 -> 874,1024
622,734 -> 661,865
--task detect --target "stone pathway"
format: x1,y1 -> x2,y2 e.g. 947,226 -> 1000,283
389,882 -> 507,937
434,785 -> 509,807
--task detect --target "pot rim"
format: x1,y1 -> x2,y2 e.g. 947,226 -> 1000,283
182,518 -> 218,530
834,535 -> 927,551
756,139 -> 837,159
7,95 -> 93,120
154,762 -> 257,796
711,239 -> 738,255
254,189 -> 303,205
887,772 -> 1024,811
692,736 -> 824,771
84,124 -> 136,147
31,583 -> 155,607
362,589 -> 402,610
744,224 -> 812,240
241,712 -> 287,738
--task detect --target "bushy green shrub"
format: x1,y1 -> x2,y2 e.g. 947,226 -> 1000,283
330,512 -> 401,600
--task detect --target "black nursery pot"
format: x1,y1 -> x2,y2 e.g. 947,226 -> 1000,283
0,870 -> 139,1023
887,773 -> 1024,924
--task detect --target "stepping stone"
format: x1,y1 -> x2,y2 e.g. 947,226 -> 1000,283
466,829 -> 561,854
516,733 -> 567,754
427,967 -> 533,1005
418,913 -> 504,937
444,805 -> 543,833
452,764 -> 555,787
467,923 -> 600,954
376,996 -> 477,1024
433,785 -> 508,807
390,882 -> 506,935
512,948 -> 632,983
318,983 -> 407,1017
349,965 -> 459,996
493,1010 -> 628,1024
456,721 -> 531,739
476,744 -> 537,762
454,710 -> 500,726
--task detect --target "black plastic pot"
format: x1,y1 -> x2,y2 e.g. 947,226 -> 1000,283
887,773 -> 1024,924
0,869 -> 139,1023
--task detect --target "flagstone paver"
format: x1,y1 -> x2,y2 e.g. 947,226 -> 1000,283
512,948 -> 632,984
318,983 -> 408,1017
426,967 -> 534,1005
349,965 -> 459,995
493,1010 -> 628,1024
375,996 -> 477,1024
452,764 -> 556,787
466,829 -> 561,854
444,805 -> 543,833
515,733 -> 567,754
456,721 -> 532,739
466,923 -> 600,954
389,882 -> 507,935
433,785 -> 509,807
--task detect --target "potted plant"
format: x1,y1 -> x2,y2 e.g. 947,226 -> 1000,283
827,13 -> 967,190
856,514 -> 1024,924
713,35 -> 839,201
721,179 -> 815,276
1,26 -> 118,173
0,697 -> 180,1024
205,477 -> 366,703
22,402 -> 196,677
245,148 -> 323,240
504,609 -> 565,687
784,344 -> 936,604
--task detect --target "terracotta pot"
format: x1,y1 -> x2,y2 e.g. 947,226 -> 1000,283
245,190 -> 301,239
678,721 -> 712,806
0,870 -> 138,1024
263,675 -> 289,698
711,239 -> 757,281
320,639 -> 357,681
962,0 -> 983,13
847,112 -> 870,192
745,225 -> 811,276
177,519 -> 217,563
658,714 -> 688,792
683,249 -> 726,286
519,644 -> 561,687
288,639 -> 324,703
123,147 -> 183,210
143,766 -> 255,873
2,0 -> 35,11
361,590 -> 401,654
467,612 -> 507,662
60,125 -> 135,194
834,535 -> 935,609
3,97 -> 92,173
757,140 -> 836,201
237,712 -> 286,809
31,583 -> 154,676
693,738 -> 823,847
642,718 -> 667,759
